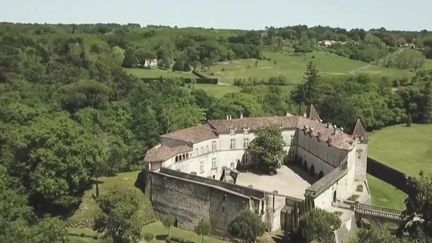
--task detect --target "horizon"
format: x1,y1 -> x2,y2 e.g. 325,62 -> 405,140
1,0 -> 431,31
1,21 -> 429,32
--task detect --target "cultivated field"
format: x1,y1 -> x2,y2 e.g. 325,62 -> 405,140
367,124 -> 432,209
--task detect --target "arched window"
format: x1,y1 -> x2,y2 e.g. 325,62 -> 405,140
310,165 -> 315,176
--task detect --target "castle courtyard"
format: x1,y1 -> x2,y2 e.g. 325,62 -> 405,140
235,165 -> 313,199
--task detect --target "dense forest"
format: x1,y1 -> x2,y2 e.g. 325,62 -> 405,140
0,23 -> 431,241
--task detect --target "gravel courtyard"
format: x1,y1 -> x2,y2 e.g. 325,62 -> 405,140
235,165 -> 312,199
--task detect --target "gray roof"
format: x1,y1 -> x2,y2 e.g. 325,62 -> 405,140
305,167 -> 348,198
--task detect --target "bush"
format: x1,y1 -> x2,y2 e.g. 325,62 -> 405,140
228,211 -> 266,242
144,232 -> 154,242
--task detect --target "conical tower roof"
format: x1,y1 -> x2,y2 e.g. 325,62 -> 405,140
307,104 -> 321,121
352,118 -> 368,142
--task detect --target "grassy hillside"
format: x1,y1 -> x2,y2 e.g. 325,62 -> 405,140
203,50 -> 414,84
367,124 -> 432,209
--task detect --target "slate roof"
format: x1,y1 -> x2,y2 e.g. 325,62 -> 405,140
305,167 -> 348,198
297,117 -> 354,150
161,124 -> 218,144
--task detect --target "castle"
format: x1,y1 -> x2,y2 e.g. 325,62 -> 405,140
142,105 -> 370,241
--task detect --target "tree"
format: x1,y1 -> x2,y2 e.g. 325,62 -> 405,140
303,61 -> 320,105
228,211 -> 266,243
247,127 -> 285,174
32,217 -> 68,243
60,79 -> 111,112
401,173 -> 432,239
291,61 -> 321,109
419,80 -> 432,123
2,114 -> 104,212
0,165 -> 67,243
406,113 -> 413,127
161,215 -> 176,237
122,48 -> 138,68
95,188 -> 145,243
194,218 -> 212,243
299,208 -> 341,243
143,232 -> 154,242
353,224 -> 401,243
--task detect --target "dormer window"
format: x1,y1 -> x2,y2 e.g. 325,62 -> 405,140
229,128 -> 236,135
242,127 -> 249,134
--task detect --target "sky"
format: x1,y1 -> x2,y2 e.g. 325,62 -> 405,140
0,0 -> 431,31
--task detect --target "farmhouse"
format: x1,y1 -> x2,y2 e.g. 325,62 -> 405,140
142,105 -> 370,240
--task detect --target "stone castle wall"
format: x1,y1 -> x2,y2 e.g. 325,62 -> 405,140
146,170 -> 258,235
145,168 -> 302,235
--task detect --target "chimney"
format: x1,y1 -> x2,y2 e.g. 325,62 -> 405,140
326,123 -> 331,128
340,127 -> 344,133
226,115 -> 229,120
327,137 -> 332,146
240,112 -> 243,119
333,124 -> 337,135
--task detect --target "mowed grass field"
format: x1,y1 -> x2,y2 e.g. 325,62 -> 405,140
203,50 -> 414,84
124,68 -> 197,79
367,124 -> 432,209
124,50 -> 430,98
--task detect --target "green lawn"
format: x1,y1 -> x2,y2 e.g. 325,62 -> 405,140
190,83 -> 242,98
368,124 -> 432,176
367,175 -> 407,210
203,50 -> 414,84
367,124 -> 432,209
142,221 -> 229,243
124,67 -> 197,79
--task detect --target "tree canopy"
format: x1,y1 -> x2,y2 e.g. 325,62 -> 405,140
246,126 -> 286,174
228,211 -> 266,243
299,208 -> 341,243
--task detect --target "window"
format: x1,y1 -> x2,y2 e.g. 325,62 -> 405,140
230,162 -> 235,169
206,145 -> 209,153
212,141 -> 217,151
200,161 -> 204,174
243,138 -> 249,148
341,161 -> 348,170
230,138 -> 236,149
357,149 -> 363,159
200,146 -> 204,154
212,157 -> 217,169
229,128 -> 235,135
